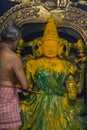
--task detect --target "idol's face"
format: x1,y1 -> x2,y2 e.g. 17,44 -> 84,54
42,40 -> 58,58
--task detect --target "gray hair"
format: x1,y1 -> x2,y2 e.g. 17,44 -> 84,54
0,21 -> 21,43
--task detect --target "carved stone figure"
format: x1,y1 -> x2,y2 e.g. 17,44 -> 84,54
19,17 -> 87,130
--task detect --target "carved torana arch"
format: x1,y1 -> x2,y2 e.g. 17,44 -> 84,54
0,1 -> 87,45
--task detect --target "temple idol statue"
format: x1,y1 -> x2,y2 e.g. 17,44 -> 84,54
17,17 -> 87,130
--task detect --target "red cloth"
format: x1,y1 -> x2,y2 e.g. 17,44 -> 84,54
0,86 -> 22,129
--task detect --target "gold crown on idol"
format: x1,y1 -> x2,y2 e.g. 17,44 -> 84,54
42,17 -> 59,42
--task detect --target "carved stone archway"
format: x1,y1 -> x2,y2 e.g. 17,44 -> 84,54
0,2 -> 87,45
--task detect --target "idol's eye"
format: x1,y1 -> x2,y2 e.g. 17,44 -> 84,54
45,45 -> 49,48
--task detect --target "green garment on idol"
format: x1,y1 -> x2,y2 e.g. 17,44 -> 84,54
20,64 -> 87,130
